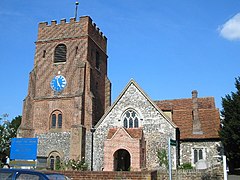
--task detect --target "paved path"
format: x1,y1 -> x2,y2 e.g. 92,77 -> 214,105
228,175 -> 240,180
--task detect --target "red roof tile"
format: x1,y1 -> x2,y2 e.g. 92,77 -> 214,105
155,97 -> 220,140
107,128 -> 143,139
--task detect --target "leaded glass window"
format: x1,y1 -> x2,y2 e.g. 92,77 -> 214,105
122,109 -> 139,128
58,114 -> 62,128
51,114 -> 56,128
51,110 -> 63,129
193,148 -> 204,164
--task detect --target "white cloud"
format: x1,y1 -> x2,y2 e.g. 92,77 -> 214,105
219,13 -> 240,41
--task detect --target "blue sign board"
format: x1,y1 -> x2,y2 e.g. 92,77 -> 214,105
10,138 -> 38,160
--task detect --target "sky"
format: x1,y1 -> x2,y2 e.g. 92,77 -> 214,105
0,0 -> 240,120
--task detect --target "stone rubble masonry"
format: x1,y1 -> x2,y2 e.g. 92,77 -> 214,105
37,132 -> 71,160
91,83 -> 176,171
180,141 -> 221,167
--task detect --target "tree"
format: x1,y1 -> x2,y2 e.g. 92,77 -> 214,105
0,115 -> 22,157
220,77 -> 240,173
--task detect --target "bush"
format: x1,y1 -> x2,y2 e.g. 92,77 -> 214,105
157,149 -> 168,169
178,162 -> 193,170
60,157 -> 88,171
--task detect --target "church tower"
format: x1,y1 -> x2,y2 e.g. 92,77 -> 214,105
18,16 -> 111,168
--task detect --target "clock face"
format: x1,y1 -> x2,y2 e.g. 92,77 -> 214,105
50,75 -> 67,92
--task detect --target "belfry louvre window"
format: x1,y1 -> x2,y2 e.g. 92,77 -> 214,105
123,109 -> 139,128
54,44 -> 67,63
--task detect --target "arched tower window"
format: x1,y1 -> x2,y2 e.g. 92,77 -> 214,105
122,109 -> 139,128
51,114 -> 56,128
50,110 -> 63,129
58,114 -> 62,128
54,44 -> 67,63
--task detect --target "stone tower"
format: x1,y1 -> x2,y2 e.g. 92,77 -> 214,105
18,16 -> 111,168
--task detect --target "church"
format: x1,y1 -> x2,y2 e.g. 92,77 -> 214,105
18,16 -> 221,171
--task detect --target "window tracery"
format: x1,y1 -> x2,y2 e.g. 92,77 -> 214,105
122,109 -> 139,128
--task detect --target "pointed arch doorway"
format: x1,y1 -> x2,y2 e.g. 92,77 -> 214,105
113,149 -> 131,171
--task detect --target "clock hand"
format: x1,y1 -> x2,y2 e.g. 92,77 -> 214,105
56,77 -> 60,87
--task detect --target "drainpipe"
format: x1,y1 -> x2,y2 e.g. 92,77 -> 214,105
90,127 -> 96,171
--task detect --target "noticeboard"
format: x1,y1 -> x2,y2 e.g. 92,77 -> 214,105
10,138 -> 38,160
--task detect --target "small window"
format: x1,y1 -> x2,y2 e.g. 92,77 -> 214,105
194,149 -> 198,163
50,111 -> 63,129
134,118 -> 139,127
199,149 -> 203,160
193,148 -> 204,164
16,174 -> 40,180
124,118 -> 128,128
43,50 -> 46,58
51,114 -> 56,128
58,114 -> 62,128
75,46 -> 78,56
48,152 -> 61,170
129,118 -> 133,128
55,156 -> 61,170
0,172 -> 13,179
54,44 -> 67,63
50,156 -> 55,170
96,51 -> 100,69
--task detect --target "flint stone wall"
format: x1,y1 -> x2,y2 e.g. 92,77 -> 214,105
36,132 -> 71,160
180,141 -> 221,167
91,84 -> 176,171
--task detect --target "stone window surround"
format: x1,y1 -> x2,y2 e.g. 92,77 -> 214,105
50,110 -> 63,130
191,147 -> 207,166
54,43 -> 67,63
48,151 -> 61,170
121,108 -> 141,128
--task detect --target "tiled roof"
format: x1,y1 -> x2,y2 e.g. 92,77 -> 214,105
155,96 -> 220,140
107,128 -> 143,139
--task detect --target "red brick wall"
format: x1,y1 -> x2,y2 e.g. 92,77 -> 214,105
20,16 -> 110,136
45,170 -> 156,180
104,128 -> 142,171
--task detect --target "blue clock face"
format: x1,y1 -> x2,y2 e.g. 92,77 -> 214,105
50,75 -> 67,92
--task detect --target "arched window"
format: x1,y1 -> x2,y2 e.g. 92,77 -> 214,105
50,110 -> 63,129
122,109 -> 139,128
124,118 -> 128,128
134,118 -> 139,127
51,114 -> 56,128
50,156 -> 55,170
58,114 -> 62,128
48,152 -> 61,170
55,156 -> 61,170
54,44 -> 67,63
129,118 -> 133,128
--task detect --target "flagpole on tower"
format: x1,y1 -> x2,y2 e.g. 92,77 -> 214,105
75,1 -> 79,19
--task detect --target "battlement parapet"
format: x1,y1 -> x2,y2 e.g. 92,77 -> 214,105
38,16 -> 107,40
